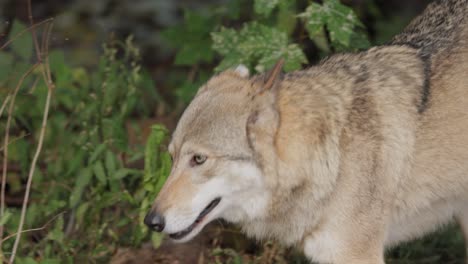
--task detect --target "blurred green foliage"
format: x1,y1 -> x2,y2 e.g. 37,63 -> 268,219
212,22 -> 307,72
298,0 -> 369,50
163,0 -> 369,75
1,22 -> 164,262
140,124 -> 172,248
157,0 -> 371,104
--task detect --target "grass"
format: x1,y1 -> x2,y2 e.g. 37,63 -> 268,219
386,224 -> 465,264
197,222 -> 466,264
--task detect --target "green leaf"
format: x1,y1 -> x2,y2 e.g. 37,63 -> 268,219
349,30 -> 371,50
10,20 -> 33,60
139,198 -> 151,230
117,217 -> 131,227
326,0 -> 356,47
75,202 -> 90,226
105,151 -> 117,175
144,124 -> 171,197
212,22 -> 307,73
151,233 -> 164,249
175,81 -> 199,104
155,152 -> 172,194
103,117 -> 127,151
46,216 -> 64,243
49,51 -> 71,87
93,161 -> 107,185
277,0 -> 298,36
0,210 -> 12,225
299,0 -> 368,50
174,40 -> 214,65
283,44 -> 308,72
233,255 -> 243,264
69,168 -> 93,208
113,168 -> 141,180
71,67 -> 89,88
89,143 -> 107,163
299,2 -> 326,37
161,10 -> 215,65
25,203 -> 38,227
211,27 -> 239,57
0,51 -> 14,81
65,150 -> 84,177
254,0 -> 281,16
175,71 -> 209,104
327,0 -> 367,47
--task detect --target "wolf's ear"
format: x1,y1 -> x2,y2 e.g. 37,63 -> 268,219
246,59 -> 284,162
263,58 -> 284,92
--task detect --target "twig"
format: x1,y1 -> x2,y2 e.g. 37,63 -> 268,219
0,64 -> 40,253
8,74 -> 53,263
0,18 -> 53,51
28,76 -> 40,94
29,1 -> 42,63
0,133 -> 31,152
43,24 -> 54,82
2,211 -> 65,243
8,0 -> 56,262
0,95 -> 10,118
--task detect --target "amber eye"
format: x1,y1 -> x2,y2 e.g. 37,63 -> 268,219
191,154 -> 207,166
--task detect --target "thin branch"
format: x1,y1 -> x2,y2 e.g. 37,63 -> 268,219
0,64 -> 40,253
28,76 -> 40,94
9,76 -> 53,263
36,21 -> 54,90
43,24 -> 54,82
0,133 -> 31,152
8,0 -> 56,261
29,1 -> 42,63
2,211 -> 65,243
0,95 -> 10,118
0,18 -> 53,51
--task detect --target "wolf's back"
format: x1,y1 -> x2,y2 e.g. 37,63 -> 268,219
390,0 -> 468,113
391,0 -> 468,58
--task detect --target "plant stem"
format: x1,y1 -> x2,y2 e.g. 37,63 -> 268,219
0,64 -> 39,257
9,72 -> 53,263
8,1 -> 56,261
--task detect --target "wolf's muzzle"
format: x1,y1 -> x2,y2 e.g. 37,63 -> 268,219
144,210 -> 165,232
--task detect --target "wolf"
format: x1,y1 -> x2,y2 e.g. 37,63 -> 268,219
144,0 -> 468,263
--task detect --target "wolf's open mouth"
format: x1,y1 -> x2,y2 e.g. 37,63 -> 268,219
169,197 -> 221,240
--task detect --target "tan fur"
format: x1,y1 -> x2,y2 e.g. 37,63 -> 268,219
155,171 -> 197,213
146,0 -> 468,263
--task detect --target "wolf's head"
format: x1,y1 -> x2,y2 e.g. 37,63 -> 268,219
144,61 -> 285,242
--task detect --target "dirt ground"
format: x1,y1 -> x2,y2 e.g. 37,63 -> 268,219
110,223 -> 251,264
109,222 -> 303,264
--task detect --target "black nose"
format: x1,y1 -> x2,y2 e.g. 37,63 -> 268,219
144,210 -> 165,232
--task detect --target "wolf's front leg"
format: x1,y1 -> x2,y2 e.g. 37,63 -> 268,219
303,210 -> 388,264
334,224 -> 387,264
302,144 -> 394,264
303,214 -> 388,264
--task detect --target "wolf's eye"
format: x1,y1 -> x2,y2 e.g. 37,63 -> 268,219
191,154 -> 207,166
